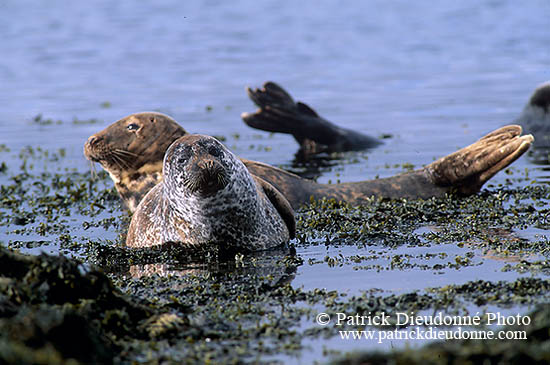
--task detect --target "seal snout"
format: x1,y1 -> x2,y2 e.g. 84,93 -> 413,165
186,158 -> 229,196
87,135 -> 99,146
84,134 -> 104,161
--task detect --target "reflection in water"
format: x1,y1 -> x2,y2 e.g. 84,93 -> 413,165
289,150 -> 347,180
95,242 -> 300,284
275,77 -> 550,184
420,225 -> 544,263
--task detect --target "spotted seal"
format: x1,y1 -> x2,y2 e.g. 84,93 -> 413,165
242,81 -> 382,153
125,134 -> 295,250
85,111 -> 532,211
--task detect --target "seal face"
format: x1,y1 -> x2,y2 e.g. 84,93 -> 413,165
126,134 -> 295,251
84,112 -> 187,211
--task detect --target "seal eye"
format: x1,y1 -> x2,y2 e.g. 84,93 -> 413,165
176,147 -> 190,164
208,145 -> 221,157
127,123 -> 140,131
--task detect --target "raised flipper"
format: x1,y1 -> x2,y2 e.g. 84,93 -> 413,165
252,175 -> 296,239
426,125 -> 534,195
246,81 -> 296,111
241,81 -> 382,152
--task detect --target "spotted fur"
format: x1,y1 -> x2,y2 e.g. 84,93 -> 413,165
126,135 -> 294,251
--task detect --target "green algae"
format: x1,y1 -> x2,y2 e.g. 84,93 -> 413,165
31,115 -> 101,125
298,189 -> 550,260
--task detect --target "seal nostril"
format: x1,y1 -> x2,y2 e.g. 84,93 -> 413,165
88,136 -> 102,146
205,160 -> 215,170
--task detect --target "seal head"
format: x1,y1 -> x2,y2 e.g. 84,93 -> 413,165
514,81 -> 550,149
126,134 -> 295,251
164,137 -> 230,198
84,112 -> 187,211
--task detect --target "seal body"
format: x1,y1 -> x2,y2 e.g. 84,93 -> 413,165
126,134 -> 295,250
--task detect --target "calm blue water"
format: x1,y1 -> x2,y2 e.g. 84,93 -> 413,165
1,0 -> 549,178
1,1 -> 549,363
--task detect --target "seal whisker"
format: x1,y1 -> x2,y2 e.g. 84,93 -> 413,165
217,173 -> 228,188
184,179 -> 197,192
115,149 -> 138,157
89,160 -> 97,181
111,151 -> 132,169
109,153 -> 126,170
82,112 -> 188,212
111,149 -> 132,161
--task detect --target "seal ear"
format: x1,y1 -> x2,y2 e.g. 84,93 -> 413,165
253,175 -> 296,239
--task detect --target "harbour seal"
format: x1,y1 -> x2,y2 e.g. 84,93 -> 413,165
85,112 -> 533,211
241,82 -> 382,153
125,134 -> 295,250
514,81 -> 550,150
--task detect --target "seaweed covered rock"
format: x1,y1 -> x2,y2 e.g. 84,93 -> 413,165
0,246 -> 154,364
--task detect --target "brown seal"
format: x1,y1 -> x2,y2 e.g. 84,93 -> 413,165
84,112 -> 187,211
241,82 -> 382,153
85,112 -> 533,211
125,134 -> 295,250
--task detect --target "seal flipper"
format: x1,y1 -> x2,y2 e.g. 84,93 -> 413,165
253,175 -> 296,239
242,81 -> 381,152
247,81 -> 296,109
296,102 -> 319,117
427,125 -> 534,194
242,82 -> 304,134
